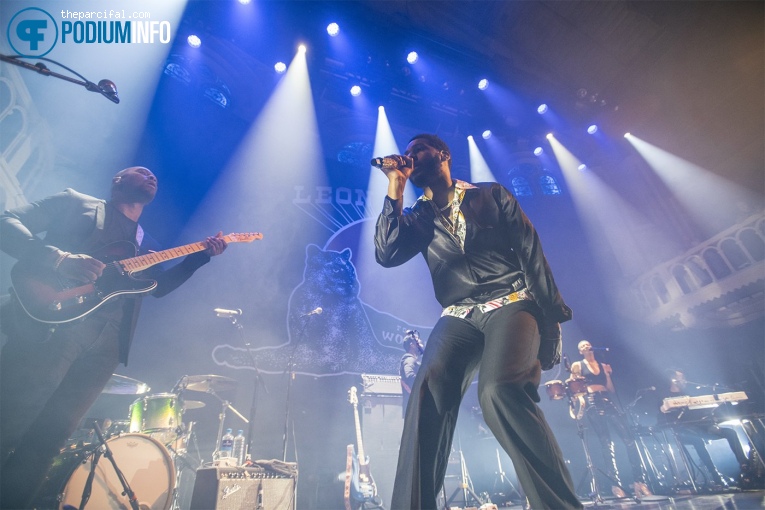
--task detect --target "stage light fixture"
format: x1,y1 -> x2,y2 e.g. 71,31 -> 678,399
545,133 -> 553,139
537,103 -> 548,114
478,79 -> 489,90
350,85 -> 362,96
587,124 -> 598,134
187,35 -> 201,48
407,51 -> 418,64
237,0 -> 251,4
578,164 -> 587,171
327,23 -> 340,37
298,44 -> 307,54
274,62 -> 287,74
624,132 -> 631,138
534,147 -> 544,156
482,130 -> 492,140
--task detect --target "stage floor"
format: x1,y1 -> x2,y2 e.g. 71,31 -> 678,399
493,489 -> 765,509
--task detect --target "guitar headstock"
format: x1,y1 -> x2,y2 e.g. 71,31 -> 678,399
226,232 -> 263,243
348,386 -> 358,406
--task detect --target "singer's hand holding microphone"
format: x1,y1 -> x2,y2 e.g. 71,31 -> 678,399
371,155 -> 415,177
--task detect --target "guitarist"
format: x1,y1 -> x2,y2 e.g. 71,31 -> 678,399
0,166 -> 228,509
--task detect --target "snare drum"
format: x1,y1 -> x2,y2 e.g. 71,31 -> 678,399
544,380 -> 566,400
49,434 -> 175,510
566,377 -> 588,397
129,393 -> 183,445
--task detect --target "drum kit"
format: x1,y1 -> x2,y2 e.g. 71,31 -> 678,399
37,373 -> 238,510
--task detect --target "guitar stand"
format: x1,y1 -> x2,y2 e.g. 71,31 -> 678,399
77,421 -> 140,510
444,449 -> 485,509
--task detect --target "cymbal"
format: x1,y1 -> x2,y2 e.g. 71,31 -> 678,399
180,375 -> 237,393
183,400 -> 206,410
102,374 -> 151,395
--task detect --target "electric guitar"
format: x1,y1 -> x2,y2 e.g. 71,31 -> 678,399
10,232 -> 262,324
345,386 -> 378,509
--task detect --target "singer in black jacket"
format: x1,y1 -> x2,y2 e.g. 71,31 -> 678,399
374,134 -> 580,509
0,166 -> 228,509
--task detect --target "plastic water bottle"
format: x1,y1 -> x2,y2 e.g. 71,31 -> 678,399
232,430 -> 246,466
220,428 -> 234,458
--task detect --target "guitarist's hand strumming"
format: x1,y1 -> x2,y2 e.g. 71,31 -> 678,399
57,254 -> 106,283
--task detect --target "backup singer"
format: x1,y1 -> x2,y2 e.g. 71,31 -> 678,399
374,134 -> 581,509
570,340 -> 652,498
0,167 -> 228,509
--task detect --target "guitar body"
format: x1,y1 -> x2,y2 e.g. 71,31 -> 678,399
10,241 -> 157,324
346,387 -> 382,509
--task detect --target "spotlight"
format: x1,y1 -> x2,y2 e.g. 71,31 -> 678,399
467,135 -> 474,141
624,132 -> 631,138
406,51 -> 418,64
478,79 -> 489,90
350,85 -> 362,96
237,0 -> 251,4
274,62 -> 287,74
187,35 -> 201,48
587,124 -> 598,134
482,130 -> 492,140
545,133 -> 553,139
578,164 -> 587,171
537,104 -> 548,114
298,44 -> 307,54
378,106 -> 385,111
534,147 -> 544,156
327,23 -> 340,37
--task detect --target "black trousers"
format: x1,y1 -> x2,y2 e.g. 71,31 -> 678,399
0,314 -> 121,509
391,304 -> 581,510
584,392 -> 646,488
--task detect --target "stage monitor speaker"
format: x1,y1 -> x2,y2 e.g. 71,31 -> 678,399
189,466 -> 296,510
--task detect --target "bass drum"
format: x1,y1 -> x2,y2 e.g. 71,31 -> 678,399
57,434 -> 175,510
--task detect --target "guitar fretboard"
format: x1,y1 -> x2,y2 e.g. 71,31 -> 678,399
120,242 -> 209,272
118,233 -> 258,273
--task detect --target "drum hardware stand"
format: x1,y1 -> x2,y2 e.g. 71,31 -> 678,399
78,421 -> 140,510
170,422 -> 200,510
227,312 -> 268,462
281,310 -> 319,461
492,448 -> 523,503
444,444 -> 485,509
212,393 -> 249,459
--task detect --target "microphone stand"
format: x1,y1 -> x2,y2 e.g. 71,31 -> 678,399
227,314 -> 268,461
78,421 -> 139,510
281,313 -> 316,462
0,54 -> 119,103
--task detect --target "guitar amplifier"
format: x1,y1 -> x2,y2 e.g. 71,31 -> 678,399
189,466 -> 296,510
360,373 -> 402,395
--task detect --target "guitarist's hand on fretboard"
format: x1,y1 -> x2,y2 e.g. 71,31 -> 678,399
57,254 -> 106,283
203,232 -> 228,257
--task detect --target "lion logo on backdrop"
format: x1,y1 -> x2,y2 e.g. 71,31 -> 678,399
213,243 -> 427,376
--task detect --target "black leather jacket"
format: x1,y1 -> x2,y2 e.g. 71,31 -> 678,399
374,182 -> 571,324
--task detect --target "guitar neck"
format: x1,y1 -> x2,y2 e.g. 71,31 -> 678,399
353,403 -> 367,464
118,234 -> 240,272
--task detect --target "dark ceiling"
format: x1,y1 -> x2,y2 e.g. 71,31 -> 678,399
178,0 -> 763,193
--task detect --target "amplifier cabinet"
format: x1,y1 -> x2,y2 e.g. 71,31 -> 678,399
190,467 -> 296,510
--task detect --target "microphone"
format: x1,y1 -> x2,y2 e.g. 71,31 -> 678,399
97,79 -> 120,104
301,307 -> 323,317
371,155 -> 416,169
637,386 -> 656,393
590,347 -> 610,352
214,308 -> 242,318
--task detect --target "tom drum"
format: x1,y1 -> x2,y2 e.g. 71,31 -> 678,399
544,380 -> 566,400
129,393 -> 183,445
